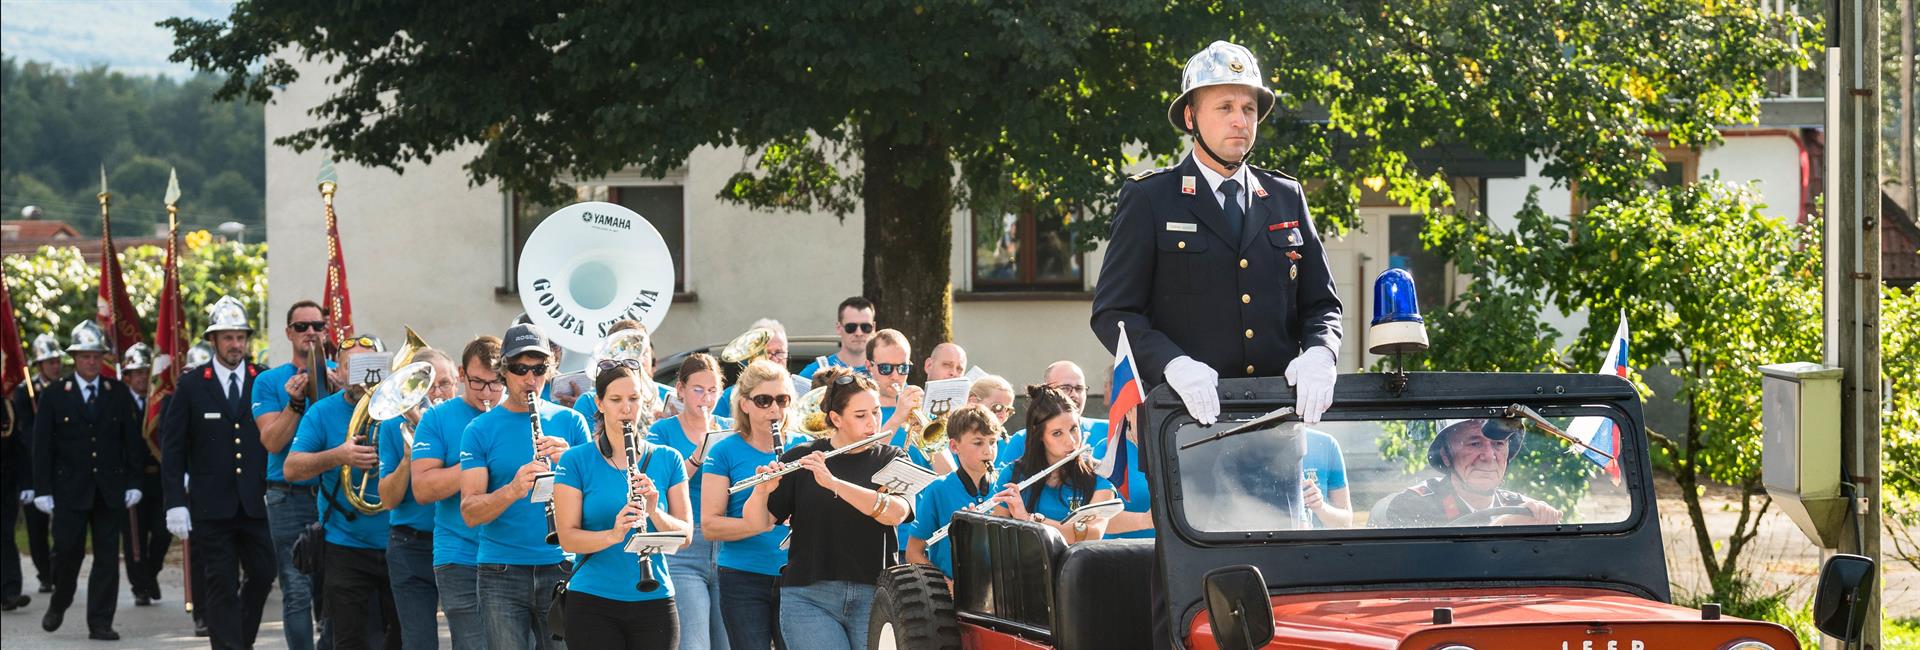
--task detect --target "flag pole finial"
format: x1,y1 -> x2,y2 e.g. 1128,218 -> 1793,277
164,168 -> 182,216
317,155 -> 339,205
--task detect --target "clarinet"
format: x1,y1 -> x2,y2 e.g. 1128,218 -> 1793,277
528,390 -> 560,545
623,420 -> 661,592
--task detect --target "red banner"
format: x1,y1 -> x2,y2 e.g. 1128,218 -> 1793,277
146,213 -> 187,437
323,194 -> 355,345
98,209 -> 146,375
0,272 -> 27,398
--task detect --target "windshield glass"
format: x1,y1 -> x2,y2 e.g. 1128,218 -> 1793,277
1172,411 -> 1634,534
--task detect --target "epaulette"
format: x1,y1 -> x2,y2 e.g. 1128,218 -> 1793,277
1128,167 -> 1171,182
1410,483 -> 1434,496
1261,166 -> 1299,183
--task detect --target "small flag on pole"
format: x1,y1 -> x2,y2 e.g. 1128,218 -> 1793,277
1565,310 -> 1628,484
1096,323 -> 1148,499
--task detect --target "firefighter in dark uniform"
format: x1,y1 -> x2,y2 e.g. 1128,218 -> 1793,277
159,296 -> 278,650
1,345 -> 31,611
1370,418 -> 1563,528
1090,40 -> 1342,427
11,333 -> 65,599
119,342 -> 172,607
31,320 -> 147,640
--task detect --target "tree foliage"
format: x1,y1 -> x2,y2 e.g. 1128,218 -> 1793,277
4,235 -> 270,359
0,58 -> 266,236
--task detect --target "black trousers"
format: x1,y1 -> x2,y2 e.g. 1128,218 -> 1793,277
323,544 -> 400,650
194,515 -> 277,650
564,591 -> 679,649
1,489 -> 20,599
49,492 -> 124,631
124,471 -> 171,598
26,498 -> 53,584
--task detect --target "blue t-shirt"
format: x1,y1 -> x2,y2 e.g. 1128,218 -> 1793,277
904,470 -> 996,576
555,441 -> 686,602
702,435 -> 788,576
378,416 -> 433,531
796,353 -> 869,384
996,463 -> 1114,524
290,392 -> 390,549
252,361 -> 335,485
712,385 -> 736,419
647,416 -> 732,527
412,398 -> 486,566
459,400 -> 592,566
1090,434 -> 1154,539
1302,429 -> 1348,528
997,418 -> 1109,469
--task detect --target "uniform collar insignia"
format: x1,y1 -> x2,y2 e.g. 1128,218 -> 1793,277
1181,176 -> 1197,195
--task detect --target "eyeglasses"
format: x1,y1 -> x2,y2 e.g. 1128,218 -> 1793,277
985,402 -> 1013,414
1051,383 -> 1088,395
874,362 -> 912,376
466,376 -> 506,391
339,336 -> 380,351
768,350 -> 790,361
841,323 -> 875,335
687,386 -> 716,398
596,358 -> 642,372
291,321 -> 327,333
748,394 -> 792,409
504,363 -> 549,377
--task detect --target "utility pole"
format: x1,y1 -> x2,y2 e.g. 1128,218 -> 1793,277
1823,0 -> 1882,647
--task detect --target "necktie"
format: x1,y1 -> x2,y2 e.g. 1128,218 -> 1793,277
228,372 -> 242,411
1219,178 -> 1245,239
85,384 -> 97,413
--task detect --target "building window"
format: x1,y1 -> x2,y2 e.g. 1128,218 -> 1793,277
509,183 -> 687,293
971,194 -> 1084,291
1386,214 -> 1449,315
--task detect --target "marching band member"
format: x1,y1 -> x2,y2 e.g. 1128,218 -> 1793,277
408,335 -> 503,650
158,295 -> 277,649
965,375 -> 1016,428
996,361 -> 1107,467
713,320 -> 788,419
376,347 -> 459,649
284,333 -> 398,650
863,329 -> 944,473
922,342 -> 968,382
904,404 -> 1003,577
743,366 -> 913,650
647,352 -> 732,650
458,323 -> 588,650
700,360 -> 793,650
797,297 -> 875,379
572,319 -> 671,422
252,299 -> 333,650
554,364 -> 690,648
991,385 -> 1114,544
32,320 -> 145,640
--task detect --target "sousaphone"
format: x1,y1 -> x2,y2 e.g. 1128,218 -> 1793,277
517,202 -> 676,354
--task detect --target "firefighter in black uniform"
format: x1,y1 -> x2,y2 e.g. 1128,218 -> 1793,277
1,346 -> 31,611
31,320 -> 147,640
119,342 -> 173,607
1091,40 -> 1343,426
1370,418 -> 1563,528
159,296 -> 277,650
10,332 -> 65,600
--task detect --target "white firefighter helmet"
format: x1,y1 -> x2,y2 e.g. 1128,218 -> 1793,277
65,320 -> 110,354
1166,41 -> 1276,132
186,342 -> 214,369
122,342 -> 154,372
204,296 -> 253,335
31,332 -> 64,363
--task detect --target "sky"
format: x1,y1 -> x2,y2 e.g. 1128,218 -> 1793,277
1,0 -> 236,78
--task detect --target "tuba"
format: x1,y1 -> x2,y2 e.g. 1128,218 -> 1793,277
781,386 -> 833,446
719,327 -> 772,367
341,328 -> 435,515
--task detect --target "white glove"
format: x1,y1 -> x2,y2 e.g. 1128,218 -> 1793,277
1285,346 -> 1338,424
33,495 -> 53,514
17,490 -> 30,505
166,507 -> 191,540
125,489 -> 143,508
1164,356 -> 1221,425
183,475 -> 190,493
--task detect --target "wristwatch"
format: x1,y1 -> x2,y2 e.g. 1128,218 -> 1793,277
1029,513 -> 1045,524
1072,520 -> 1088,533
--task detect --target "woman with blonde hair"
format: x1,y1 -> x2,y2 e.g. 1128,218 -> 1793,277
700,360 -> 795,650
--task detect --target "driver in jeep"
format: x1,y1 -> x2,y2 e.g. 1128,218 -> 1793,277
1371,418 -> 1563,527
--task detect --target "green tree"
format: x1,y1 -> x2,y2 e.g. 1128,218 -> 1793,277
1883,287 -> 1920,570
163,0 -> 1809,355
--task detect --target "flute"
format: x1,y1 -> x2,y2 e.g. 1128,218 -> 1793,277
622,420 -> 661,592
526,390 -> 560,545
925,445 -> 1091,545
727,426 -> 892,494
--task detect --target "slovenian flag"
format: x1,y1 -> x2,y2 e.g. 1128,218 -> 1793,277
1097,323 -> 1148,499
1565,310 -> 1628,485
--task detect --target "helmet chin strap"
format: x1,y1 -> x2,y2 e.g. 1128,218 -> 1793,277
1187,122 -> 1252,174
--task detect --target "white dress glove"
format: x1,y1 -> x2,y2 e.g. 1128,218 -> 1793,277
125,489 -> 143,508
33,495 -> 53,514
1284,346 -> 1338,424
166,507 -> 192,540
183,475 -> 191,493
1163,356 -> 1221,425
17,490 -> 30,505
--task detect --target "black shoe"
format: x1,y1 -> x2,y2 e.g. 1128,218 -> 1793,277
193,620 -> 209,637
41,609 -> 62,632
36,583 -> 52,594
133,596 -> 151,607
0,595 -> 28,611
88,628 -> 120,641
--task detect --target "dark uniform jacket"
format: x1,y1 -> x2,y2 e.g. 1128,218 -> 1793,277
1091,155 -> 1342,386
159,361 -> 269,521
30,374 -> 146,507
1369,476 -> 1528,528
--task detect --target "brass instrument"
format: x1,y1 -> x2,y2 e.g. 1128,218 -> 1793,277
895,383 -> 949,461
528,389 -> 561,545
719,327 -> 772,367
924,445 -> 1091,545
727,426 -> 895,494
341,328 -> 435,515
623,420 -> 661,592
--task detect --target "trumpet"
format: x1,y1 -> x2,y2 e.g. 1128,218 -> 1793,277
924,445 -> 1091,545
727,426 -> 894,494
623,420 -> 661,592
527,390 -> 560,545
342,329 -> 435,515
895,383 -> 949,461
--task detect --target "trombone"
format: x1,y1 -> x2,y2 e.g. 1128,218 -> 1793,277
341,328 -> 436,515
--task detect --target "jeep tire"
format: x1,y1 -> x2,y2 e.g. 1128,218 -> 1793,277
868,563 -> 960,650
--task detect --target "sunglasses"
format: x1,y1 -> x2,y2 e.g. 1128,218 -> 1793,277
596,358 -> 643,372
339,336 -> 380,351
748,394 -> 792,409
504,363 -> 549,377
874,362 -> 913,376
291,321 -> 327,333
841,323 -> 875,334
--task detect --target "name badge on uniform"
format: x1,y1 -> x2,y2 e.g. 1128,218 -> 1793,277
1165,222 -> 1198,233
203,412 -> 222,420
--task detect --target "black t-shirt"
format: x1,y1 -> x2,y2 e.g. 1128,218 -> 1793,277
767,437 -> 914,587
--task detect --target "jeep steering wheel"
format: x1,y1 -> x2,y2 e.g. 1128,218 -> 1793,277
1445,505 -> 1536,527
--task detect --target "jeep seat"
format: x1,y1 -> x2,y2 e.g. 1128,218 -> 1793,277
1054,539 -> 1156,650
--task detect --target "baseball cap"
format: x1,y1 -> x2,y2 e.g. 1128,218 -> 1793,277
502,323 -> 552,360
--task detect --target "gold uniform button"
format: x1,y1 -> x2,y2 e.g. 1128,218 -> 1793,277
91,452 -> 98,458
235,468 -> 243,475
1244,329 -> 1254,339
1177,241 -> 1187,250
1239,259 -> 1249,269
234,423 -> 242,430
235,453 -> 244,459
1246,365 -> 1256,374
1241,294 -> 1251,304
234,438 -> 242,445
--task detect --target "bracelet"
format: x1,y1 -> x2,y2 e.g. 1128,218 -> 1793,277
869,493 -> 891,519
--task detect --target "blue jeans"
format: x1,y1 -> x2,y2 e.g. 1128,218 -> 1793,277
779,580 -> 876,650
385,528 -> 439,650
266,487 -> 330,650
665,534 -> 728,650
718,568 -> 784,650
434,564 -> 484,650
476,562 -> 568,650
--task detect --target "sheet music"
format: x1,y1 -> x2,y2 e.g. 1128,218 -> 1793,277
622,531 -> 689,555
550,371 -> 591,403
346,352 -> 393,386
923,377 -> 972,415
870,456 -> 938,498
964,365 -> 990,381
791,375 -> 812,395
1061,498 -> 1124,528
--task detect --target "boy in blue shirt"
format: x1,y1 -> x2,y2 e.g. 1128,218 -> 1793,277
904,404 -> 1004,577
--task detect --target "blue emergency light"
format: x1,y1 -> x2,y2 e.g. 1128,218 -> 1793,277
1368,268 -> 1429,356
